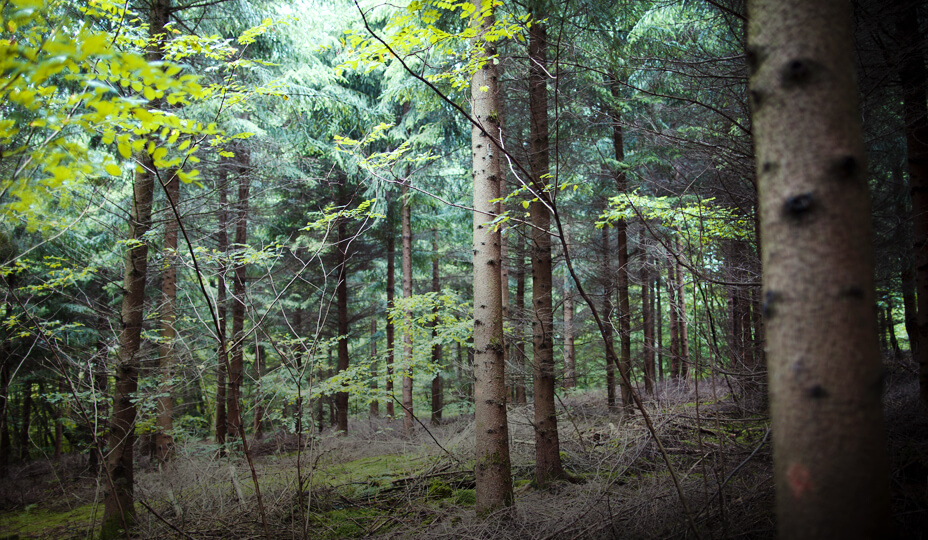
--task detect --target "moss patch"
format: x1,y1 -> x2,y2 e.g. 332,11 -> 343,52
0,504 -> 98,539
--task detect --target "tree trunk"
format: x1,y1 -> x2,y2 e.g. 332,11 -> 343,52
667,256 -> 680,379
19,382 -> 31,460
562,223 -> 576,390
103,149 -> 157,536
527,10 -> 566,487
253,345 -> 265,437
215,167 -> 229,447
675,239 -> 690,379
0,350 -> 10,476
656,274 -> 664,381
602,225 -> 617,408
370,317 -> 379,417
335,185 -> 351,434
895,2 -> 928,401
155,169 -> 179,463
748,0 -> 891,535
386,202 -> 396,419
401,182 -> 414,436
471,0 -> 513,513
227,147 -> 251,440
514,232 -> 527,404
609,78 -> 633,411
431,230 -> 443,426
642,257 -> 654,395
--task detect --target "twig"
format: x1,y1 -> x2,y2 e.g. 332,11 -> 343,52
695,426 -> 771,518
138,499 -> 195,540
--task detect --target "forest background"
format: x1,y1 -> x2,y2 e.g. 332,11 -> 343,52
0,0 -> 926,538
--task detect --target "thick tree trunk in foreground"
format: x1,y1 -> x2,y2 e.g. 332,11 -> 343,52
401,182 -> 414,436
471,0 -> 513,514
895,2 -> 928,402
748,0 -> 891,536
155,170 -> 179,463
103,150 -> 156,537
609,81 -> 633,411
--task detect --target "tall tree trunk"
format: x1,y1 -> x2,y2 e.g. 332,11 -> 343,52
748,0 -> 891,535
215,167 -> 229,447
675,239 -> 690,379
155,169 -> 179,463
527,8 -> 566,487
514,232 -> 527,404
562,223 -> 576,390
642,257 -> 654,395
103,149 -> 157,536
19,382 -> 31,460
609,77 -> 633,411
253,345 -> 265,437
401,182 -> 414,436
0,350 -> 10,476
54,378 -> 64,460
471,0 -> 513,513
335,185 -> 350,434
667,256 -> 680,379
431,230 -> 443,426
602,225 -> 617,408
370,318 -> 379,417
895,2 -> 928,401
386,202 -> 396,419
656,274 -> 664,381
227,147 -> 251,440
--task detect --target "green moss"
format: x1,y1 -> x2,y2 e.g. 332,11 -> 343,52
311,508 -> 389,539
0,504 -> 98,539
452,489 -> 476,505
427,479 -> 453,500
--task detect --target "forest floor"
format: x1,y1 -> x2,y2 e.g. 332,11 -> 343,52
1,359 -> 926,539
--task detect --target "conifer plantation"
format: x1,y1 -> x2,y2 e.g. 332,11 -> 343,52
1,0 -> 926,538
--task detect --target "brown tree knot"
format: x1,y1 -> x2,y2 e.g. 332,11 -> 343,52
839,285 -> 865,299
783,193 -> 815,219
762,290 -> 781,318
807,384 -> 828,399
745,45 -> 765,76
780,58 -> 819,88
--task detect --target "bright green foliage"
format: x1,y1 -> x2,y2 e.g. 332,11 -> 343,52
389,289 -> 471,374
600,193 -> 751,241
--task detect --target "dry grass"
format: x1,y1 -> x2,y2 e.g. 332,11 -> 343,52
2,369 -> 925,539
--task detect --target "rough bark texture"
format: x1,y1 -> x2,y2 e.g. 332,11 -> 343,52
215,169 -> 229,447
227,148 -> 250,440
527,11 -> 565,487
401,182 -> 414,436
667,257 -> 680,379
471,0 -> 513,513
609,82 -> 633,410
748,0 -> 891,536
656,274 -> 664,381
103,150 -> 156,537
895,2 -> 928,402
675,239 -> 690,379
155,169 -> 179,463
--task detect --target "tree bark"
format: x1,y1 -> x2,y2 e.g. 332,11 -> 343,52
602,225 -> 617,407
642,257 -> 654,395
227,147 -> 251,440
656,274 -> 664,381
562,223 -> 576,390
748,0 -> 891,535
471,0 -> 513,513
155,169 -> 179,463
667,256 -> 680,379
370,317 -> 379,417
103,148 -> 157,536
386,201 -> 396,419
215,167 -> 229,447
527,9 -> 566,487
401,182 -> 414,436
675,239 -> 690,379
431,230 -> 443,426
513,232 -> 527,404
335,184 -> 350,434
